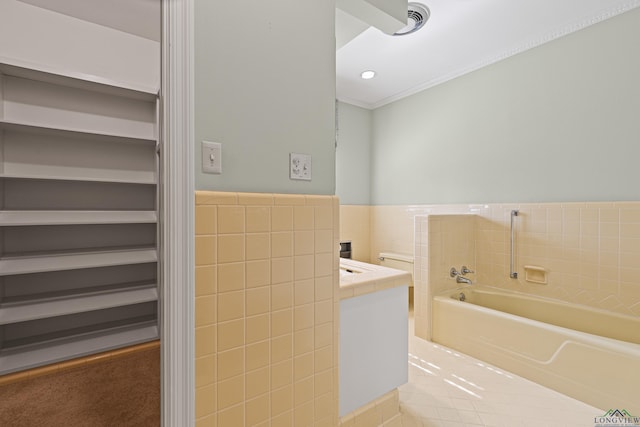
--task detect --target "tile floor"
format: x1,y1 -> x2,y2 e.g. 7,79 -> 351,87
398,312 -> 602,427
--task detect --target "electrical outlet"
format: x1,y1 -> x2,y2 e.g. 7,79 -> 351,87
290,153 -> 312,181
202,141 -> 222,174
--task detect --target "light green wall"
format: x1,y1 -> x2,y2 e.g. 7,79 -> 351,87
194,0 -> 336,194
336,102 -> 372,204
369,7 -> 640,205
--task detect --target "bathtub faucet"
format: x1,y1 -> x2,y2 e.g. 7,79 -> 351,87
450,267 -> 473,284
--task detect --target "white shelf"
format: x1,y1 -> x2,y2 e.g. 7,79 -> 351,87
0,57 -> 158,102
0,171 -> 156,186
0,322 -> 158,375
0,284 -> 158,325
0,211 -> 157,226
0,57 -> 160,376
0,119 -> 157,145
0,248 -> 157,276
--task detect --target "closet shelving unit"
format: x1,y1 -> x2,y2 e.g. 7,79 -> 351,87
0,58 -> 160,375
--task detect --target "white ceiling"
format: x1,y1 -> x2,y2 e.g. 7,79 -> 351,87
17,0 -> 160,41
336,0 -> 640,109
16,0 -> 640,110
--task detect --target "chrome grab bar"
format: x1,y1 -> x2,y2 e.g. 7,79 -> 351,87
510,210 -> 518,279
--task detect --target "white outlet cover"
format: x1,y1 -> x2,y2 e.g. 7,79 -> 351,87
290,153 -> 312,181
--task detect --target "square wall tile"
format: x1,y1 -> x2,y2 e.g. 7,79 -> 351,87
246,314 -> 270,344
294,328 -> 314,356
294,255 -> 314,281
271,334 -> 293,363
294,401 -> 314,427
194,191 -> 338,425
217,319 -> 244,351
195,295 -> 216,327
273,207 -> 294,231
217,403 -> 244,427
196,236 -> 216,266
314,300 -> 332,325
196,206 -> 217,235
195,383 -> 216,418
314,253 -> 333,278
246,366 -> 270,399
294,304 -> 314,331
272,232 -> 293,258
247,260 -> 271,289
294,376 -> 314,406
218,234 -> 245,263
315,229 -> 334,254
196,325 -> 216,357
271,385 -> 293,417
271,359 -> 293,390
218,263 -> 245,292
217,290 -> 244,322
272,258 -> 294,285
218,206 -> 245,234
294,206 -> 314,231
314,346 -> 332,373
272,282 -> 293,311
246,286 -> 271,316
196,266 -> 216,296
246,341 -> 270,371
217,375 -> 245,410
314,276 -> 333,302
314,369 -> 332,396
294,279 -> 315,306
247,206 -> 271,233
196,354 -> 216,387
314,323 -> 332,349
295,231 -> 315,255
271,410 -> 293,427
271,308 -> 293,338
314,206 -> 333,230
217,347 -> 244,380
246,394 -> 270,426
247,233 -> 271,261
294,353 -> 314,381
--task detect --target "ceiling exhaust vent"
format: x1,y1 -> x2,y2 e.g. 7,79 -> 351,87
392,3 -> 430,36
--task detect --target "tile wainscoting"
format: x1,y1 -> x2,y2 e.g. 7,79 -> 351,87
342,202 -> 640,329
195,192 -> 340,426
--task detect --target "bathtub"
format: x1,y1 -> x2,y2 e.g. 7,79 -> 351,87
432,286 -> 640,414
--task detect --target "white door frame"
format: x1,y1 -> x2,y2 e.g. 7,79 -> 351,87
161,0 -> 195,425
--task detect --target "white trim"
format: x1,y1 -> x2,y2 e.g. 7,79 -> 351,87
161,1 -> 195,426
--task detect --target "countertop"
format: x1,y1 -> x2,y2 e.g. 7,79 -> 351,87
339,258 -> 411,300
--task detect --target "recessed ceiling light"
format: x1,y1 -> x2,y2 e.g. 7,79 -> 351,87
361,70 -> 376,80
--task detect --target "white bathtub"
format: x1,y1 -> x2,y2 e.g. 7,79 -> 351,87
432,286 -> 640,413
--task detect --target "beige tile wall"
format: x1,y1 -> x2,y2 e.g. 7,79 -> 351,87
414,215 -> 476,340
474,202 -> 640,316
339,206 -> 371,263
341,202 -> 640,325
195,191 -> 340,427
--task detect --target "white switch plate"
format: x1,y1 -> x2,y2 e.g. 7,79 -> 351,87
202,141 -> 222,174
290,153 -> 312,181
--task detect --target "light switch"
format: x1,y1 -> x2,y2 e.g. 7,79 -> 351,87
202,141 -> 221,174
